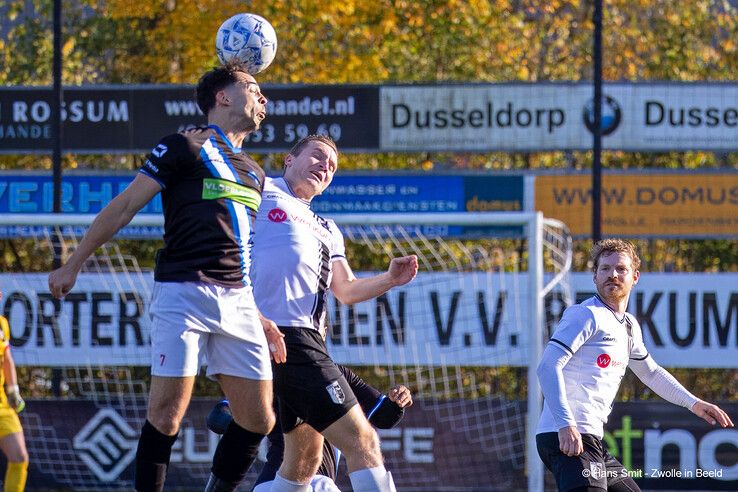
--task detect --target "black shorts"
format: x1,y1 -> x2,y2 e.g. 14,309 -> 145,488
536,432 -> 640,492
272,327 -> 358,433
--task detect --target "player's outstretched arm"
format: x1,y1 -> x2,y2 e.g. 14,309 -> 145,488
629,356 -> 733,428
330,255 -> 418,305
48,174 -> 161,299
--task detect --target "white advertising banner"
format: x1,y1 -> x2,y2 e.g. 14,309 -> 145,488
2,273 -> 153,366
325,271 -> 531,366
0,272 -> 532,367
1,272 -> 736,367
380,83 -> 738,151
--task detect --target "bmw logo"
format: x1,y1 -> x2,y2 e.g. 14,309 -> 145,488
583,95 -> 622,136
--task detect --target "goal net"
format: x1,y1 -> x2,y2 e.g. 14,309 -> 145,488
0,212 -> 572,491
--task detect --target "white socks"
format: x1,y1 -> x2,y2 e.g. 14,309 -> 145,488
348,466 -> 397,492
310,474 -> 341,492
252,480 -> 273,492
268,473 -> 312,492
264,473 -> 341,492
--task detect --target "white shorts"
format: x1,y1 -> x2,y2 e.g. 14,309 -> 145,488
148,281 -> 272,380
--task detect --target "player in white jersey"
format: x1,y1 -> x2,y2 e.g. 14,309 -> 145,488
250,135 -> 418,492
251,175 -> 346,334
536,239 -> 733,492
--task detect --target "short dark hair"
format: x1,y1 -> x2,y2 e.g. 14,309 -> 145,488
590,238 -> 641,272
288,134 -> 338,158
196,61 -> 252,116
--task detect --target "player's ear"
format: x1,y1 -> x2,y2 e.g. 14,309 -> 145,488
632,269 -> 639,284
216,90 -> 230,106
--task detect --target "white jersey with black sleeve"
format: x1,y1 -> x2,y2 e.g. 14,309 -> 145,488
536,296 -> 649,438
251,177 -> 346,332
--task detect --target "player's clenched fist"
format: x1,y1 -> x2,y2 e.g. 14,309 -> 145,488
558,426 -> 583,457
48,264 -> 80,299
388,255 -> 418,287
388,385 -> 413,409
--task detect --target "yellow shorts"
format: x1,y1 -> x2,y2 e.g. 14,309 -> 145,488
0,407 -> 22,439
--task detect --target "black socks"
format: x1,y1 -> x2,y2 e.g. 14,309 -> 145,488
134,420 -> 178,492
211,420 -> 266,483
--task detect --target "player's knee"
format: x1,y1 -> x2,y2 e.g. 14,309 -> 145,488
254,409 -> 276,435
147,409 -> 181,436
7,449 -> 28,464
147,394 -> 189,435
264,414 -> 276,434
232,404 -> 275,435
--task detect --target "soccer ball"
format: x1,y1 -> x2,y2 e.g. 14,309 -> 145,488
215,13 -> 277,74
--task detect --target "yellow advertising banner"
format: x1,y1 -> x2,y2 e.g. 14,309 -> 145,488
535,173 -> 738,237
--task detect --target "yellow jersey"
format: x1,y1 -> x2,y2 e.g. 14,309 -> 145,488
0,316 -> 9,406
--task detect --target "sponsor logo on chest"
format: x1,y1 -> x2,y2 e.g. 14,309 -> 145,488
596,353 -> 611,368
267,208 -> 287,222
267,198 -> 333,243
596,353 -> 626,369
202,178 -> 261,211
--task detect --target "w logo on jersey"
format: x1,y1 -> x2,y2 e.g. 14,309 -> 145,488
596,354 -> 611,368
267,208 -> 287,223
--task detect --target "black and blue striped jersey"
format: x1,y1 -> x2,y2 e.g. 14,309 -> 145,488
139,124 -> 265,287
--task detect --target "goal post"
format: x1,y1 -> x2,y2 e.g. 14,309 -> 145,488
0,211 -> 571,492
328,211 -> 569,492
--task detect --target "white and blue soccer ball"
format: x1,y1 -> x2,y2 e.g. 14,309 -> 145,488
215,13 -> 277,74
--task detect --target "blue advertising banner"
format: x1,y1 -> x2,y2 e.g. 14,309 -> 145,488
0,174 -> 162,214
315,174 -> 524,236
0,173 -> 525,238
